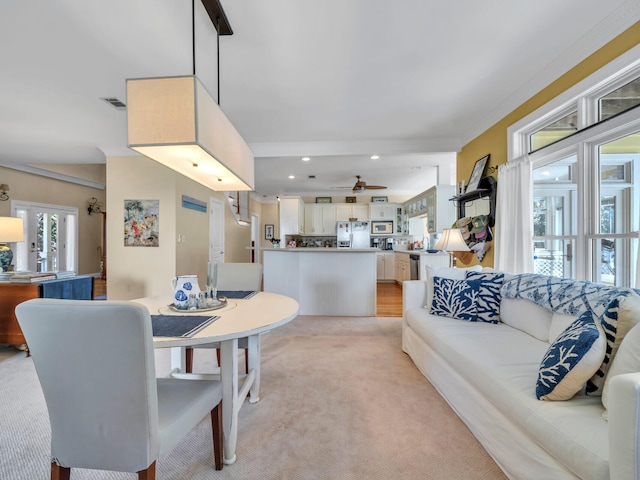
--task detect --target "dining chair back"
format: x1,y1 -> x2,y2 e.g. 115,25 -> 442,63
15,298 -> 223,479
216,262 -> 263,291
186,263 -> 263,374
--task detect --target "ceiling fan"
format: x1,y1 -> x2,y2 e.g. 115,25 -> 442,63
332,175 -> 388,193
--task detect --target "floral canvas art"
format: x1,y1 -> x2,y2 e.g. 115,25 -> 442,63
124,199 -> 159,247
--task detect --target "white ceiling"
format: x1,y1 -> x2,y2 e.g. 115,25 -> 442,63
1,0 -> 639,199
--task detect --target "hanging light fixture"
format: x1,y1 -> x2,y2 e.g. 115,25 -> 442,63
126,0 -> 254,192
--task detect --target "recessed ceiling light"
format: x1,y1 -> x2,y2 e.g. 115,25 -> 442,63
288,175 -> 295,179
370,155 -> 380,160
301,157 -> 310,161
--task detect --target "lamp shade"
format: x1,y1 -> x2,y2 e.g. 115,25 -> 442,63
434,228 -> 470,251
0,216 -> 24,243
127,75 -> 255,191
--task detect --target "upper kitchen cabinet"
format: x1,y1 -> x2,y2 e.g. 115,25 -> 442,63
335,204 -> 369,222
424,185 -> 456,233
404,185 -> 456,233
304,204 -> 337,236
369,203 -> 399,221
279,197 -> 305,235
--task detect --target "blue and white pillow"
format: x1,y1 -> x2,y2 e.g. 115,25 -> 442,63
430,277 -> 480,322
536,310 -> 606,401
466,271 -> 504,324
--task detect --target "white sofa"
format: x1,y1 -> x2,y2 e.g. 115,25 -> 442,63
402,267 -> 640,480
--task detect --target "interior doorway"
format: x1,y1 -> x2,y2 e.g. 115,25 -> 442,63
209,198 -> 224,264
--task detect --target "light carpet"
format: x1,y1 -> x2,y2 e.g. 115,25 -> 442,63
0,315 -> 506,479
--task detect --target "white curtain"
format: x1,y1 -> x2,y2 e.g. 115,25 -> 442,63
494,156 -> 534,274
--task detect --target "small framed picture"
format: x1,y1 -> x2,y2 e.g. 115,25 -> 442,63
316,197 -> 332,204
371,196 -> 388,203
346,196 -> 356,203
466,154 -> 490,193
265,224 -> 274,240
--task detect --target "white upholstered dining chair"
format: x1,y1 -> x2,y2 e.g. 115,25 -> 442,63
15,298 -> 223,480
186,262 -> 263,374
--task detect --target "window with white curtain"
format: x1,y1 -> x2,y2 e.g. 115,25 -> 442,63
508,45 -> 640,288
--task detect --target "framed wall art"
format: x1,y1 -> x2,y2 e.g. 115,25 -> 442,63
466,154 -> 490,193
124,199 -> 159,247
265,224 -> 274,240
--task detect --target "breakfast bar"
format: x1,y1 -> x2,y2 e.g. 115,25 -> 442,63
262,247 -> 377,316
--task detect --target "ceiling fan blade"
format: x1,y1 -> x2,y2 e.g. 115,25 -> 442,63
364,185 -> 387,190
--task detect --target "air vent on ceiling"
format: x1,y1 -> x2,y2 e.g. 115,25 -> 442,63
101,97 -> 126,110
308,175 -> 316,179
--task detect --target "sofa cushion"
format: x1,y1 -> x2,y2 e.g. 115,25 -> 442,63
549,312 -> 578,343
430,277 -> 480,321
586,293 -> 640,396
403,310 -> 609,479
466,271 -> 504,324
536,310 -> 607,401
424,265 -> 482,310
601,322 -> 640,415
500,297 -> 552,342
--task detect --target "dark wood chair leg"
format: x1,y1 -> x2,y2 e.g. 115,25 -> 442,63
51,462 -> 70,480
185,347 -> 193,373
211,403 -> 223,470
138,460 -> 156,480
244,348 -> 249,375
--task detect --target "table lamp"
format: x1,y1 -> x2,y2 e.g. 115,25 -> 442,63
434,228 -> 470,267
0,216 -> 24,272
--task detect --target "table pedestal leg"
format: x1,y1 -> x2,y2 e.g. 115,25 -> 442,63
247,335 -> 260,403
220,338 -> 238,465
170,346 -> 185,373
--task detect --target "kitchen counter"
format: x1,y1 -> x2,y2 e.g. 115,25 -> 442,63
263,248 -> 376,316
262,247 -> 379,252
393,249 -> 448,255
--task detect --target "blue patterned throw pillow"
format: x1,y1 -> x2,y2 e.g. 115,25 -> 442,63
466,271 -> 504,324
536,310 -> 606,401
430,277 -> 480,321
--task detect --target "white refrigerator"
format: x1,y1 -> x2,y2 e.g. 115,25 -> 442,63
337,221 -> 370,248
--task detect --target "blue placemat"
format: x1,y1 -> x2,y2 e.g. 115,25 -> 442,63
151,315 -> 219,338
217,290 -> 259,300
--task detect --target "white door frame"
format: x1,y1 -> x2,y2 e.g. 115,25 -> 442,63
209,197 -> 225,264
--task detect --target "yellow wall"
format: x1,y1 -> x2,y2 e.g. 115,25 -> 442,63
106,155 -> 260,300
456,21 -> 640,267
0,165 -> 105,275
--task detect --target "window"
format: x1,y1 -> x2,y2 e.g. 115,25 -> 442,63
12,201 -> 78,273
599,76 -> 640,121
510,45 -> 640,288
530,111 -> 578,152
533,155 -> 577,279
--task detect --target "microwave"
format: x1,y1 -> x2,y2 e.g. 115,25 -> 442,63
371,220 -> 394,235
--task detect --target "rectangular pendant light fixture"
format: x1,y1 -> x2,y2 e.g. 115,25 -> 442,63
126,75 -> 254,191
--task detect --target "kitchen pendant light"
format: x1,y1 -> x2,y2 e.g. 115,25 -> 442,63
126,0 -> 254,191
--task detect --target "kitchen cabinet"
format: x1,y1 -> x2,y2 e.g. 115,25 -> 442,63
404,185 -> 456,233
376,251 -> 395,281
394,253 -> 410,284
335,204 -> 369,222
425,185 -> 455,233
369,203 -> 398,221
279,197 -> 305,235
304,204 -> 337,235
418,253 -> 451,280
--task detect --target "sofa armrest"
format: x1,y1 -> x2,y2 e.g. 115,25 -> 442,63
608,372 -> 640,480
402,280 -> 427,317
